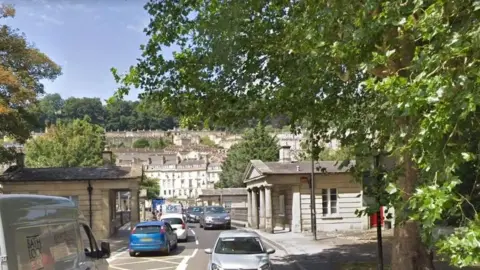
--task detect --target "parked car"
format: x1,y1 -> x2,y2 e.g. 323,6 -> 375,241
0,194 -> 111,270
205,230 -> 275,270
199,206 -> 231,230
129,220 -> 178,256
186,206 -> 203,223
160,213 -> 189,242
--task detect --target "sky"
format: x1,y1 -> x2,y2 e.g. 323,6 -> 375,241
4,0 -> 177,101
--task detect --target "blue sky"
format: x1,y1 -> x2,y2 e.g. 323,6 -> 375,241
4,0 -> 176,101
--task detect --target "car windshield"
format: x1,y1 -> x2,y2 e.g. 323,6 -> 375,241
192,207 -> 202,212
133,225 -> 161,234
161,218 -> 183,225
214,237 -> 264,254
205,207 -> 225,213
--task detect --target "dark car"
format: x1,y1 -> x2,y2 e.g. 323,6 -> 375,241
199,206 -> 231,230
186,206 -> 203,223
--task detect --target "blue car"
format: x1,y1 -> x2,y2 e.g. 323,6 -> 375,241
129,221 -> 178,257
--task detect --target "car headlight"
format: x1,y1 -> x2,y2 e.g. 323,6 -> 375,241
224,216 -> 231,220
205,216 -> 213,221
211,263 -> 223,270
259,263 -> 271,270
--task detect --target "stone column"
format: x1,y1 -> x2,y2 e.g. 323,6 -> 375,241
251,188 -> 258,229
130,188 -> 140,227
292,185 -> 301,233
265,186 -> 273,233
259,187 -> 265,229
247,189 -> 252,227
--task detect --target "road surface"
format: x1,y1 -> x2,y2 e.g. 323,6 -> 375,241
108,223 -> 293,270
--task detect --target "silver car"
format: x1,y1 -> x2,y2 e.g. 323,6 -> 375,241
204,230 -> 275,270
200,206 -> 231,230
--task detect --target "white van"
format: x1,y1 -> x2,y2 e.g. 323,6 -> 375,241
0,194 -> 111,270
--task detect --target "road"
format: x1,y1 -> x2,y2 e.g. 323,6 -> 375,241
108,223 -> 293,270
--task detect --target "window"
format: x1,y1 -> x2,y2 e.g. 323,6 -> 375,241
161,218 -> 183,225
214,237 -> 264,254
133,225 -> 161,234
322,188 -> 338,216
164,190 -> 167,195
278,195 -> 285,216
79,224 -> 99,258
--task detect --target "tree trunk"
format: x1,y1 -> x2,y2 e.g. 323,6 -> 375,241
391,154 -> 435,270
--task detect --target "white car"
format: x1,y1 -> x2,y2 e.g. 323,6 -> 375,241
160,213 -> 189,242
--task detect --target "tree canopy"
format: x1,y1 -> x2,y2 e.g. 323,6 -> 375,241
113,0 -> 480,268
0,4 -> 61,163
141,178 -> 161,200
216,124 -> 278,188
25,117 -> 106,167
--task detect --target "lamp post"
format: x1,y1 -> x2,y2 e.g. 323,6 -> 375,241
310,133 -> 317,240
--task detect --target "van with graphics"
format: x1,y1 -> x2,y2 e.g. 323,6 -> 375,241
0,194 -> 111,270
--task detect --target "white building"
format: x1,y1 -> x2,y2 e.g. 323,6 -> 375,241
143,154 -> 222,199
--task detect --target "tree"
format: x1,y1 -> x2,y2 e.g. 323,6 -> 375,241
141,178 -> 160,200
199,136 -> 217,147
112,1 -> 480,268
25,117 -> 106,167
216,124 -> 278,188
132,138 -> 150,148
150,138 -> 171,149
62,97 -> 105,126
0,4 -> 61,163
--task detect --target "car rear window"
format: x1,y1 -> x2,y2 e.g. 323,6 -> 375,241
134,226 -> 161,234
162,218 -> 183,225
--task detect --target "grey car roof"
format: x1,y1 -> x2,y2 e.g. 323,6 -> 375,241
218,229 -> 261,238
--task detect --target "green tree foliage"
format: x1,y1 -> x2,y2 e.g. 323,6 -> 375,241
25,117 -> 106,167
31,95 -> 179,132
132,138 -> 150,148
111,0 -> 480,268
199,136 -> 217,147
0,4 -> 61,163
216,124 -> 278,188
141,178 -> 160,200
150,138 -> 172,149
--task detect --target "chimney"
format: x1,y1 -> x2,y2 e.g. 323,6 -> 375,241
279,145 -> 291,163
102,147 -> 113,167
16,152 -> 25,168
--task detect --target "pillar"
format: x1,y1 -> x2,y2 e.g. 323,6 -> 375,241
130,188 -> 140,227
259,187 -> 265,229
247,189 -> 252,227
265,186 -> 273,233
292,185 -> 301,233
251,188 -> 258,229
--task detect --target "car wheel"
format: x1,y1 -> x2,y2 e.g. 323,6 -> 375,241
199,222 -> 203,228
164,242 -> 171,256
129,251 -> 136,257
226,224 -> 231,230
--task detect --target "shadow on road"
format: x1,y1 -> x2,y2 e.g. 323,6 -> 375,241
275,241 -> 478,270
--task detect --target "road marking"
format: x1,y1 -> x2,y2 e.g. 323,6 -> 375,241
189,228 -> 199,245
144,267 -> 176,270
176,248 -> 198,270
107,249 -> 128,263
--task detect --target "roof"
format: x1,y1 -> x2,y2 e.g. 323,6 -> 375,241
0,194 -> 75,206
160,213 -> 184,219
250,160 -> 355,175
0,166 -> 141,182
218,229 -> 260,238
199,188 -> 247,196
135,221 -> 165,227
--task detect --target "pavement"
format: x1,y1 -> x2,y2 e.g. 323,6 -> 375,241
106,222 -> 298,270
